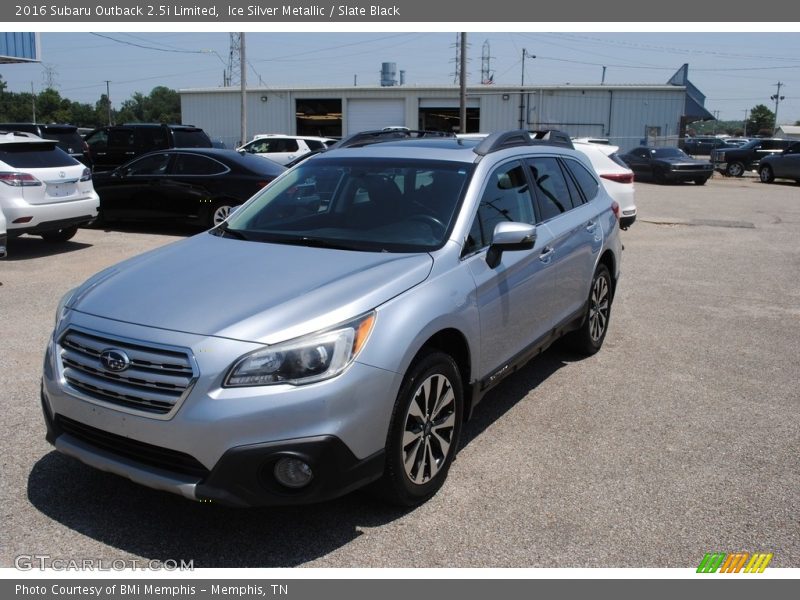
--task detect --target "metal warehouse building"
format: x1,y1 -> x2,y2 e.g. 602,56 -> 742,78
180,65 -> 711,152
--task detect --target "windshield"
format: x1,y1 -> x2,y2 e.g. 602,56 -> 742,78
224,157 -> 473,252
652,148 -> 689,159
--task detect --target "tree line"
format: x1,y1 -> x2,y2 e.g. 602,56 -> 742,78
0,77 -> 181,128
690,104 -> 799,137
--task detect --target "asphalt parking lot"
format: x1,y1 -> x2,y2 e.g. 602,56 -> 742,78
1,174 -> 798,569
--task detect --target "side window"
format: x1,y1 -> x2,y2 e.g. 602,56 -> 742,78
122,152 -> 171,177
138,128 -> 168,151
464,161 -> 533,253
563,158 -> 600,202
108,129 -> 135,150
278,139 -> 299,153
306,140 -> 324,151
85,130 -> 108,152
172,154 -> 227,175
527,157 -> 575,220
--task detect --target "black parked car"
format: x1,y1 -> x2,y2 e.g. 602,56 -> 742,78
92,148 -> 285,228
0,122 -> 91,165
682,136 -> 735,156
619,146 -> 713,185
84,123 -> 213,172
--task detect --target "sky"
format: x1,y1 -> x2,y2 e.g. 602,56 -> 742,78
1,31 -> 799,125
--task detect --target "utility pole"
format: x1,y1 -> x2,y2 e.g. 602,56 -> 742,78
601,66 -> 606,85
105,80 -> 112,125
459,33 -> 467,133
519,49 -> 535,129
240,33 -> 247,147
31,82 -> 36,124
743,108 -> 749,135
770,82 -> 785,135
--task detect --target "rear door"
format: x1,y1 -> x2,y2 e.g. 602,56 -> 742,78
526,155 -> 601,324
774,143 -> 800,179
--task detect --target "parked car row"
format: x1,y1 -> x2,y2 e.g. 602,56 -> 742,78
617,147 -> 713,185
711,138 -> 793,177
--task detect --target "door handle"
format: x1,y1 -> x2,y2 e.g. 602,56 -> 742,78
539,246 -> 554,262
586,220 -> 597,232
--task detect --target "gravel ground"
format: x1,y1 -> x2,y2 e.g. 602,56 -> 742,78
1,174 -> 798,568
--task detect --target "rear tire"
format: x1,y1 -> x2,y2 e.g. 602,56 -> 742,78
378,350 -> 463,506
40,226 -> 78,243
568,264 -> 613,356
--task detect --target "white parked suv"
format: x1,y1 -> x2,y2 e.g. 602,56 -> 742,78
0,132 -> 99,243
573,141 -> 636,229
237,134 -> 335,166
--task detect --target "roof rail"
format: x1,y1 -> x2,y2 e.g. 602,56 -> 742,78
333,129 -> 455,149
473,129 -> 573,156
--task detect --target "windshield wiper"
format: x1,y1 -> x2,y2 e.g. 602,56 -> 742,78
211,222 -> 249,241
273,236 -> 365,251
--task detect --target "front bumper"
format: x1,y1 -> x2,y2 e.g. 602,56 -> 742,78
41,313 -> 400,506
664,169 -> 713,182
42,395 -> 384,507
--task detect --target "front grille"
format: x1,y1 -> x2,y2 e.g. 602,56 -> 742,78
59,328 -> 196,416
56,415 -> 209,478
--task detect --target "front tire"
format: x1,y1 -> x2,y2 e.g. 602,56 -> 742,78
694,177 -> 708,185
379,350 -> 463,506
726,162 -> 745,177
40,226 -> 78,243
568,264 -> 613,356
759,165 -> 774,183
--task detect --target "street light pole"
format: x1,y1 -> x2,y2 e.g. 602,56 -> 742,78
770,82 -> 785,135
105,80 -> 112,125
519,49 -> 535,129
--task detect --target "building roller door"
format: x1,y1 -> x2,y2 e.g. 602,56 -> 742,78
346,98 -> 405,134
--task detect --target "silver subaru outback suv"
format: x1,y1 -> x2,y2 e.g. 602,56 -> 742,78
42,130 -> 622,507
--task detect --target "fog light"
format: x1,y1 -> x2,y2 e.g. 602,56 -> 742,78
274,457 -> 313,489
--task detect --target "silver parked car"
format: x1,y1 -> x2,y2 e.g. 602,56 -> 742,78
758,142 -> 800,183
42,130 -> 623,507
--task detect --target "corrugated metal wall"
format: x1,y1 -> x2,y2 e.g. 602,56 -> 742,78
181,85 -> 686,152
0,32 -> 39,62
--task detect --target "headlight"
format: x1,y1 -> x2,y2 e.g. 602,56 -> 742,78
55,287 -> 77,326
224,312 -> 376,387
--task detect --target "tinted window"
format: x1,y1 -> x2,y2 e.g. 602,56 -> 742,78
651,148 -> 688,159
0,143 -> 78,168
41,130 -> 84,153
122,153 -> 171,176
172,129 -> 212,148
172,153 -> 227,176
138,128 -> 169,151
306,140 -> 325,151
466,161 -> 533,252
563,158 -> 599,202
85,130 -> 108,151
527,157 -> 575,220
108,129 -> 136,149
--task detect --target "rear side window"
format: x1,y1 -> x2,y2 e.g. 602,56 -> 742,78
138,128 -> 169,151
172,129 -> 212,148
121,152 -> 171,176
563,158 -> 600,202
0,143 -> 78,168
172,153 -> 227,175
85,130 -> 108,152
108,129 -> 136,149
306,140 -> 325,151
527,156 -> 576,220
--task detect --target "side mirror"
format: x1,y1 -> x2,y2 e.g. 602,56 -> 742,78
486,222 -> 536,269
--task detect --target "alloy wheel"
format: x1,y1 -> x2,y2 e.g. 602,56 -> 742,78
401,373 -> 457,485
588,274 -> 610,342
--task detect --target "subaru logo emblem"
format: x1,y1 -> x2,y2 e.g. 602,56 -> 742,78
100,349 -> 131,372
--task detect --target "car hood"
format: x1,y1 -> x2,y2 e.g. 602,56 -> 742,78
68,233 -> 434,344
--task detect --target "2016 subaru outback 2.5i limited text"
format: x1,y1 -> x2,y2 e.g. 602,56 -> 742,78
42,130 -> 622,507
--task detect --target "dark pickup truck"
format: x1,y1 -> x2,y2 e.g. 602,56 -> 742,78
711,138 -> 793,177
